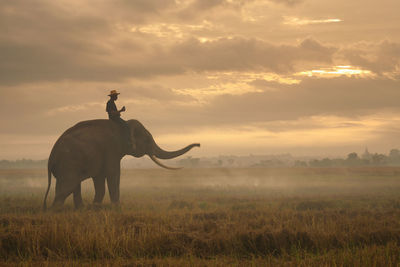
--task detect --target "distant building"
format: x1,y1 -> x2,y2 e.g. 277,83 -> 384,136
362,147 -> 371,160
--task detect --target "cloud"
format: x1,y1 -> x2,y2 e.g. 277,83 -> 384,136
268,0 -> 305,6
2,0 -> 398,87
342,41 -> 400,76
166,76 -> 400,130
167,37 -> 336,73
0,0 -> 344,86
116,0 -> 177,14
0,81 -> 194,134
180,0 -> 226,12
0,34 -> 336,85
46,102 -> 104,116
176,0 -> 256,21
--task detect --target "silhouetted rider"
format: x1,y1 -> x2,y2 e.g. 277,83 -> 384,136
106,90 -> 134,153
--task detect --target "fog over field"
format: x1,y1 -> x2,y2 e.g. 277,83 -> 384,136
1,168 -> 400,265
1,168 -> 400,199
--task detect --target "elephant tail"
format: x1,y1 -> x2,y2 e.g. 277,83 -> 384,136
43,164 -> 52,211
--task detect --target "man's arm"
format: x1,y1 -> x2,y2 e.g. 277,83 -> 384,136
107,101 -> 126,117
108,110 -> 120,116
110,106 -> 125,116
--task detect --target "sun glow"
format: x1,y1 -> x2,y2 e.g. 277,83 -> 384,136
172,82 -> 263,103
131,21 -> 214,39
284,16 -> 342,26
297,66 -> 373,77
170,72 -> 300,103
205,71 -> 301,85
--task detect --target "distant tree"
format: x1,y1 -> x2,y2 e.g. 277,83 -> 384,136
371,153 -> 387,166
294,160 -> 308,167
360,158 -> 370,166
0,159 -> 47,169
347,152 -> 359,160
389,149 -> 400,165
309,158 -> 333,167
345,152 -> 361,166
178,156 -> 200,167
331,158 -> 346,166
320,158 -> 333,167
389,149 -> 400,158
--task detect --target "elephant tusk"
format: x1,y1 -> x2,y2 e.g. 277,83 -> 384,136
149,155 -> 183,170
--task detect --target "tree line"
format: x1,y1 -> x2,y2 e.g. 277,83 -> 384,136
297,149 -> 400,167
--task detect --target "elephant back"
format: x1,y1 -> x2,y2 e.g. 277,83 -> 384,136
48,119 -> 124,173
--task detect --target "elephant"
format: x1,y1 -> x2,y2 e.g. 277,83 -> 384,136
43,119 -> 200,210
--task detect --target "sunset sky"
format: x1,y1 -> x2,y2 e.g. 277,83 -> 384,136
1,0 -> 400,159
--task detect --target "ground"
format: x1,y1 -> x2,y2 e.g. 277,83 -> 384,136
1,167 -> 400,266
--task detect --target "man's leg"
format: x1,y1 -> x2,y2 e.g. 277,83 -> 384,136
115,117 -> 134,152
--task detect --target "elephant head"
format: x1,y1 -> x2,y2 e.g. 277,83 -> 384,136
126,120 -> 200,169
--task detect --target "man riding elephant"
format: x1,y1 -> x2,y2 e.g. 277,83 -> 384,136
106,90 -> 134,153
42,89 -> 200,210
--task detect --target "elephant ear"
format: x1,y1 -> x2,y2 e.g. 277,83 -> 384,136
127,120 -> 149,157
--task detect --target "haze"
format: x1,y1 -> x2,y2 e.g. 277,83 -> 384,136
1,0 -> 400,160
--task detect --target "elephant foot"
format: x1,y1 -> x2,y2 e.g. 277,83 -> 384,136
50,203 -> 66,213
89,202 -> 104,211
111,202 -> 122,212
74,203 -> 84,210
51,198 -> 65,210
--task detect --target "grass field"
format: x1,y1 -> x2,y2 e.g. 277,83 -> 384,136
1,167 -> 400,266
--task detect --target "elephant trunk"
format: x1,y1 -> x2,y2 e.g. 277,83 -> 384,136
152,140 -> 200,160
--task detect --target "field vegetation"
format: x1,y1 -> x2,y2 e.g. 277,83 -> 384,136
1,167 -> 400,266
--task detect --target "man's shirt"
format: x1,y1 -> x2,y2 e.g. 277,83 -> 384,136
106,99 -> 119,119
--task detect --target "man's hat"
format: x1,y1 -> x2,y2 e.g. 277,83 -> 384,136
108,90 -> 120,96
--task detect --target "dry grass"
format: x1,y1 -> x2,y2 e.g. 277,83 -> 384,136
1,167 -> 400,266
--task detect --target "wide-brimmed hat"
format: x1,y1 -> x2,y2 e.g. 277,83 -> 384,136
108,90 -> 120,96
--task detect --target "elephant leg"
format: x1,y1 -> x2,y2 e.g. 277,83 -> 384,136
93,176 -> 106,204
73,183 -> 83,209
52,177 -> 78,208
106,167 -> 120,204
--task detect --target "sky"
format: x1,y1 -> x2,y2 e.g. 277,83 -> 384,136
1,0 -> 400,160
